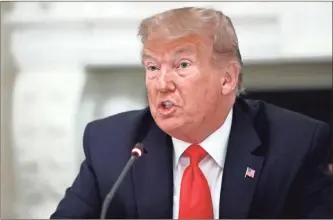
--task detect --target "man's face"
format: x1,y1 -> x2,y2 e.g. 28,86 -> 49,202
142,34 -> 225,135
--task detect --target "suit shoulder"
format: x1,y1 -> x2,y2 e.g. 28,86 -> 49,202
242,98 -> 331,162
243,98 -> 329,131
85,107 -> 152,138
91,107 -> 149,125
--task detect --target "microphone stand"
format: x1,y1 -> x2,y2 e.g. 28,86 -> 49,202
100,144 -> 146,219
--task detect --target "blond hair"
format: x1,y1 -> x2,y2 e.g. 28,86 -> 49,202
138,7 -> 244,92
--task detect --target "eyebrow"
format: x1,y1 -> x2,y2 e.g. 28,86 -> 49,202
141,52 -> 154,61
141,45 -> 196,64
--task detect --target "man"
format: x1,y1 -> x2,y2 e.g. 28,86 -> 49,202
51,7 -> 332,219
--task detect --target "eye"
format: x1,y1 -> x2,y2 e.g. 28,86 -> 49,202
178,61 -> 191,69
147,65 -> 159,71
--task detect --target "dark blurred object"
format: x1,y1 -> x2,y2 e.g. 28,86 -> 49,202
243,88 -> 332,164
243,89 -> 331,125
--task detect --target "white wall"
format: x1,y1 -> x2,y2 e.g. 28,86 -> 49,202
6,2 -> 332,67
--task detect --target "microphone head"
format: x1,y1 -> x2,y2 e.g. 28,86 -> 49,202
131,143 -> 148,157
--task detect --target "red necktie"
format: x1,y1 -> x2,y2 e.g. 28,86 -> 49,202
178,144 -> 214,219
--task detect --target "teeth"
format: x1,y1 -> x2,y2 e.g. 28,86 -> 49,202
163,101 -> 174,109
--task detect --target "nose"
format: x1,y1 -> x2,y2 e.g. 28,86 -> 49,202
157,67 -> 175,92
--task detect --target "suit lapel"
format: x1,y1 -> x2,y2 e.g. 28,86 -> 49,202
219,99 -> 266,218
132,118 -> 173,218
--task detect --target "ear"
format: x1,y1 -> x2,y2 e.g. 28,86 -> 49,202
220,62 -> 240,95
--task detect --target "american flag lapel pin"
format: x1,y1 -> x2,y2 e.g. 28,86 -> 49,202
245,167 -> 255,178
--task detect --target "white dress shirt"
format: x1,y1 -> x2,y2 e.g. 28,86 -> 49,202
172,109 -> 233,219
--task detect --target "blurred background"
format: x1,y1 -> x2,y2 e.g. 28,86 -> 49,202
0,1 -> 332,218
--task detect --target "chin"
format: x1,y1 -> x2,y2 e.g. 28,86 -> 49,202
155,117 -> 183,134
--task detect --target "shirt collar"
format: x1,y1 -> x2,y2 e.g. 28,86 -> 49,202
172,108 -> 233,168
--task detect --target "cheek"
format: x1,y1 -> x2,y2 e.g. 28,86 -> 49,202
146,81 -> 156,99
179,79 -> 207,109
180,74 -> 218,111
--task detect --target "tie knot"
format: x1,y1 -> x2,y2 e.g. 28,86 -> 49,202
183,144 -> 207,165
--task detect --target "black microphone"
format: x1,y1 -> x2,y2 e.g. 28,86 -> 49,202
100,143 -> 147,219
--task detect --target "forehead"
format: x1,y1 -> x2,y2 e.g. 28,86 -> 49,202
142,34 -> 212,59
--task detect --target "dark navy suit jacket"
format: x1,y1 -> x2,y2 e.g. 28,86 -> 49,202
51,98 -> 332,218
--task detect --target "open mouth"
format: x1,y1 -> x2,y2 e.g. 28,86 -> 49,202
158,101 -> 176,115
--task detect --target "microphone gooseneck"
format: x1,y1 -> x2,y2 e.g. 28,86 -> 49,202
100,143 -> 147,219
